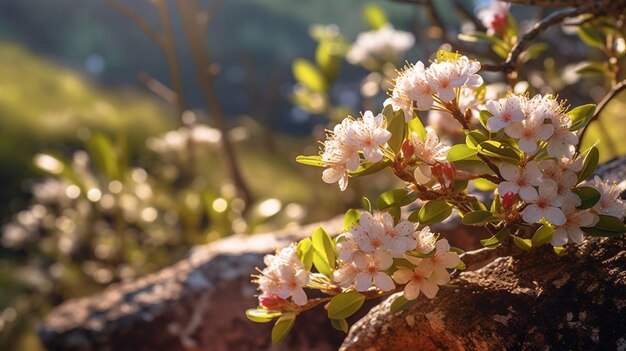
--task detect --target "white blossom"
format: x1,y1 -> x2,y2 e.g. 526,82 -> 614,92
547,117 -> 578,158
349,111 -> 391,162
258,245 -> 310,306
321,118 -> 361,190
392,265 -> 438,300
585,176 -> 625,219
411,128 -> 451,184
521,180 -> 566,225
378,213 -> 416,256
551,202 -> 597,246
413,226 -> 437,254
406,239 -> 460,286
352,211 -> 390,253
353,251 -> 395,292
497,161 -> 542,201
333,263 -> 359,288
505,108 -> 554,154
485,95 -> 525,132
347,24 -> 414,68
427,56 -> 483,102
428,87 -> 480,134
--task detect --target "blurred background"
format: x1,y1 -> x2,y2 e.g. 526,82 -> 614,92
0,0 -> 624,349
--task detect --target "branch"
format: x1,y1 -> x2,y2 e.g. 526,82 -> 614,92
104,0 -> 163,46
578,78 -> 626,149
484,3 -> 609,74
137,71 -> 177,104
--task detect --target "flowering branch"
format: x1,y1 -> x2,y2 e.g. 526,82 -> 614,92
482,2 -> 618,76
249,47 -> 626,344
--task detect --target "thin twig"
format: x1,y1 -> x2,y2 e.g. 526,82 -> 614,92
137,71 -> 177,104
578,78 -> 626,150
489,3 -> 609,75
154,0 -> 187,115
176,0 -> 254,205
104,0 -> 163,46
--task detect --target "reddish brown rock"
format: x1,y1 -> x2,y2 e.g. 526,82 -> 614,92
340,236 -> 626,351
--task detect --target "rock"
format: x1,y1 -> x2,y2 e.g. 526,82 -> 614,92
341,235 -> 626,350
38,218 -> 347,351
38,211 -> 483,351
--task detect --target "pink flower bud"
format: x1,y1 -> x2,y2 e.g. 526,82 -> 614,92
259,294 -> 286,310
431,163 -> 443,180
501,192 -> 516,211
442,162 -> 456,182
401,140 -> 414,159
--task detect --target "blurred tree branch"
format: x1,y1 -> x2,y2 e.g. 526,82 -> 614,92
176,0 -> 254,205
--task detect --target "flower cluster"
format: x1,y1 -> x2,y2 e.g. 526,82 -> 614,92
254,49 -> 626,344
256,244 -> 310,306
346,24 -> 414,69
321,111 -> 391,190
384,54 -> 483,122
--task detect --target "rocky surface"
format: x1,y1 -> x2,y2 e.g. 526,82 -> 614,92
38,218 -> 346,351
341,231 -> 626,350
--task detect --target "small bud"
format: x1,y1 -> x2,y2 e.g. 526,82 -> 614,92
442,162 -> 456,182
401,140 -> 414,159
431,163 -> 443,180
502,192 -> 516,211
259,294 -> 286,310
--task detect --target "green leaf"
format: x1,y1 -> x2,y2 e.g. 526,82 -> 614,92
386,109 -> 406,154
390,295 -> 417,313
572,187 -> 601,210
578,24 -> 605,49
505,12 -> 518,39
578,146 -> 599,183
327,291 -> 366,319
492,42 -> 510,59
447,144 -> 480,162
87,133 -> 120,180
581,215 -> 626,237
520,42 -> 548,63
436,49 -> 462,62
405,249 -> 436,259
575,62 -> 609,76
246,308 -> 282,323
312,227 -> 336,277
271,313 -> 296,345
513,236 -> 532,251
453,180 -> 469,194
451,260 -> 466,270
491,194 -> 501,213
350,159 -> 392,177
465,130 -> 488,149
531,225 -> 554,246
408,114 -> 427,140
293,58 -> 327,92
481,227 -> 509,248
296,155 -> 324,167
362,196 -> 372,213
417,200 -> 452,225
477,140 -> 520,162
377,189 -> 409,210
568,104 -> 596,131
344,209 -> 360,231
316,40 -> 342,82
458,31 -> 505,45
297,238 -> 314,271
461,210 -> 494,225
330,318 -> 349,333
553,246 -> 565,254
363,4 -> 387,30
478,110 -> 492,129
473,178 -> 497,191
